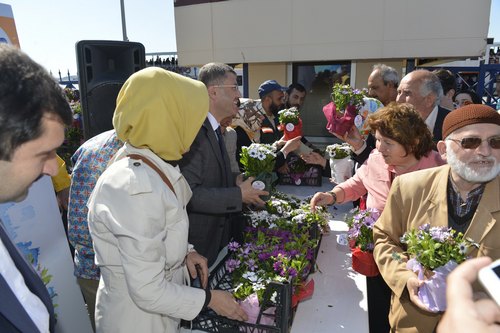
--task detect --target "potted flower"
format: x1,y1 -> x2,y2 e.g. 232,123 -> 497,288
325,143 -> 354,184
277,107 -> 302,140
226,206 -> 323,324
191,191 -> 332,331
346,208 -> 381,277
322,84 -> 368,136
396,224 -> 479,312
229,192 -> 330,318
240,143 -> 277,200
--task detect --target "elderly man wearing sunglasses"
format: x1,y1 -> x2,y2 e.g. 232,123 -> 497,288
373,104 -> 500,333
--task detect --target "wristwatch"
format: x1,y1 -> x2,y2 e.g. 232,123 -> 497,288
327,191 -> 337,205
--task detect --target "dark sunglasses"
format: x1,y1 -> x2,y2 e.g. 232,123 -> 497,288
448,136 -> 500,149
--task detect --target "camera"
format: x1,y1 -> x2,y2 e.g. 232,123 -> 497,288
478,258 -> 500,306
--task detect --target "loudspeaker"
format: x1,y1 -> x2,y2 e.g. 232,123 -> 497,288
76,40 -> 145,139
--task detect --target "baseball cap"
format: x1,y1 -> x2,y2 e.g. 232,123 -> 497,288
258,80 -> 286,99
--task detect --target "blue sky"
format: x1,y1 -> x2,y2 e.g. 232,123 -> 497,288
2,0 -> 177,75
2,0 -> 500,76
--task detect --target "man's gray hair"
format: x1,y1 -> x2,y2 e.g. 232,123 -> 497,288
373,64 -> 399,87
198,62 -> 236,87
417,70 -> 444,108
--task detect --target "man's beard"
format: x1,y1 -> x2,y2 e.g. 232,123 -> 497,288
446,142 -> 500,183
269,102 -> 284,116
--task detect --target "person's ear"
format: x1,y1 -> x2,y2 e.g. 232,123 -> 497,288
446,89 -> 455,99
437,140 -> 447,161
207,86 -> 218,100
424,93 -> 437,109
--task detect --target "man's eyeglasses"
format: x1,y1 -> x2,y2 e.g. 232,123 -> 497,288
448,136 -> 500,149
212,85 -> 239,91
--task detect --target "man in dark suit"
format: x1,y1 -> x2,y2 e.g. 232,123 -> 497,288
397,69 -> 450,142
0,45 -> 73,332
180,63 -> 267,266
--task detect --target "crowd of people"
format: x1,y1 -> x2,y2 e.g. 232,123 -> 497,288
0,42 -> 499,333
146,55 -> 194,77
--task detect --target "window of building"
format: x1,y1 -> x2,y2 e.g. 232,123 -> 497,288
293,61 -> 351,138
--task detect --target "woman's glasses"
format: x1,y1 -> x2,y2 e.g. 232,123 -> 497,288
448,136 -> 500,149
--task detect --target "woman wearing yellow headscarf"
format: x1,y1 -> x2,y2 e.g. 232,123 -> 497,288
87,68 -> 247,333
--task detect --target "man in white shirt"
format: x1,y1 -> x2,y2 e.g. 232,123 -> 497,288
0,44 -> 73,332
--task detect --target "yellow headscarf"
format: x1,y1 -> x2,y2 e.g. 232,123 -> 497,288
113,67 -> 209,161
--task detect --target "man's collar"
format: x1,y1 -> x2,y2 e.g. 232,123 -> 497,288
424,105 -> 439,133
207,112 -> 220,131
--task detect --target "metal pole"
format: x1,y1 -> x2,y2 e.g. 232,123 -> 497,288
120,0 -> 129,41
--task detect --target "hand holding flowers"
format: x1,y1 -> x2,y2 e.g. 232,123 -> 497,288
240,143 -> 277,199
400,224 -> 477,272
323,84 -> 368,136
394,224 -> 479,312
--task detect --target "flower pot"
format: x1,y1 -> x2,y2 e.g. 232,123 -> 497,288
351,248 -> 379,277
348,238 -> 356,249
323,102 -> 358,136
291,279 -> 315,308
252,172 -> 277,201
283,118 -> 303,141
329,157 -> 354,184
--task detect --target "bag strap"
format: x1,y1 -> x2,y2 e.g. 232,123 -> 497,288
127,154 -> 176,197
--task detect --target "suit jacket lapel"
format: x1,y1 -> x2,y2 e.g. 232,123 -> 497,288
465,176 -> 500,246
204,119 -> 230,186
0,221 -> 54,332
0,274 -> 39,332
425,166 -> 450,228
433,106 -> 450,141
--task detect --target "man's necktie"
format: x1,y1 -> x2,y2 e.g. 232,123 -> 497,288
215,126 -> 229,183
215,126 -> 226,157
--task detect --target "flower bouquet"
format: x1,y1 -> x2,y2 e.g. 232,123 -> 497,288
397,224 -> 479,312
346,208 -> 381,277
277,107 -> 302,140
325,143 -> 354,184
240,143 -> 277,201
323,84 -> 367,136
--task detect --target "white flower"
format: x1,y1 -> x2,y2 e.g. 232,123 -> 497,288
273,276 -> 287,283
242,271 -> 259,282
249,148 -> 258,158
292,213 -> 306,223
253,282 -> 266,291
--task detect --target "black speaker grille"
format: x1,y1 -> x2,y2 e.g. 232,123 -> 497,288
76,40 -> 145,139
